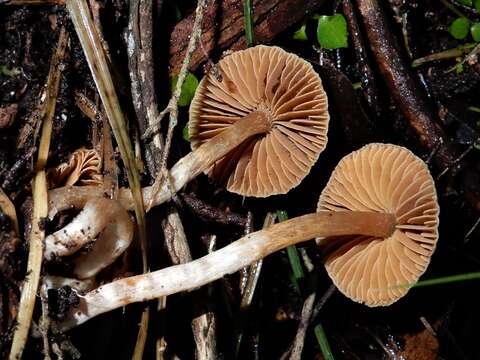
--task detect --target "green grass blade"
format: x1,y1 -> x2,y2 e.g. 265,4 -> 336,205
277,210 -> 305,294
414,271 -> 480,287
243,0 -> 255,47
314,323 -> 335,360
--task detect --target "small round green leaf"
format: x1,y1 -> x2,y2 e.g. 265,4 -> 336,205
471,22 -> 480,42
293,23 -> 308,41
449,17 -> 470,40
170,72 -> 199,107
316,14 -> 348,49
182,123 -> 190,142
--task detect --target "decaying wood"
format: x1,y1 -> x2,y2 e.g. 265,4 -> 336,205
342,0 -> 382,118
356,0 -> 461,169
168,0 -> 325,75
180,192 -> 247,227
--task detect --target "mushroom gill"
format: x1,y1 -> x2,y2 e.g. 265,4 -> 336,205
318,143 -> 439,306
189,45 -> 329,197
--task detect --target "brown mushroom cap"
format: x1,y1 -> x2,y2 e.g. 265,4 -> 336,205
317,143 -> 439,306
189,45 -> 329,197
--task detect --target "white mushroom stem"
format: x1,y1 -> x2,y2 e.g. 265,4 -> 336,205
44,198 -> 134,278
58,210 -> 396,330
47,110 -> 270,219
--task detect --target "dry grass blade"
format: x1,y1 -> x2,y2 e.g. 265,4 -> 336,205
9,27 -> 68,360
66,1 -> 150,356
66,0 -> 148,269
0,187 -> 19,235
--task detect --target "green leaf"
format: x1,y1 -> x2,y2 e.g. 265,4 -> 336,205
182,123 -> 190,142
455,62 -> 464,74
170,72 -> 199,107
0,65 -> 21,77
471,22 -> 480,41
449,17 -> 470,40
458,0 -> 472,5
317,14 -> 348,49
476,0 -> 480,11
293,23 -> 308,41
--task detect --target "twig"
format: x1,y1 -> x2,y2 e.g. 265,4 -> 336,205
289,292 -> 316,360
40,284 -> 52,360
180,192 -> 247,227
143,0 -> 207,140
311,285 -> 336,320
142,0 -> 207,213
239,211 -> 253,293
235,213 -> 275,357
162,206 -> 192,264
342,0 -> 382,117
412,43 -> 476,68
464,215 -> 480,243
356,0 -> 461,169
436,143 -> 475,180
9,27 -> 68,360
420,316 -> 437,337
168,0 -> 327,75
191,235 -> 218,360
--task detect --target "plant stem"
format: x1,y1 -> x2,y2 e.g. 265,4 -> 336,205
243,0 -> 255,46
59,210 -> 395,330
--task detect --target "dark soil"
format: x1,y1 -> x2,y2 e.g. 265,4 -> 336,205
1,0 -> 480,359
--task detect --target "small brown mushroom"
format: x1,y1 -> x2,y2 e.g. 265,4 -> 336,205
318,143 -> 439,306
190,45 -> 329,196
57,144 -> 439,330
48,148 -> 102,187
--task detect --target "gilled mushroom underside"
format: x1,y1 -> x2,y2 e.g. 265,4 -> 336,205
190,45 -> 329,197
318,143 -> 439,306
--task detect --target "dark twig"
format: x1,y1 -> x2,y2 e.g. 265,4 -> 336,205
356,0 -> 461,170
168,0 -> 327,75
311,285 -> 336,320
342,0 -> 382,118
180,192 -> 247,227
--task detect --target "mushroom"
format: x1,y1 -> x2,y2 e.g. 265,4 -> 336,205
49,45 -> 329,210
318,143 -> 439,306
48,148 -> 102,187
44,198 -> 134,279
189,45 -> 329,196
44,45 -> 329,264
57,143 -> 439,330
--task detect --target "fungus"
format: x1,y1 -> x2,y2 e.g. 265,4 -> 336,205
44,197 -> 134,279
189,45 -> 329,196
48,148 -> 102,187
49,46 -> 329,214
318,143 -> 439,306
57,143 -> 439,330
44,45 -> 329,271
